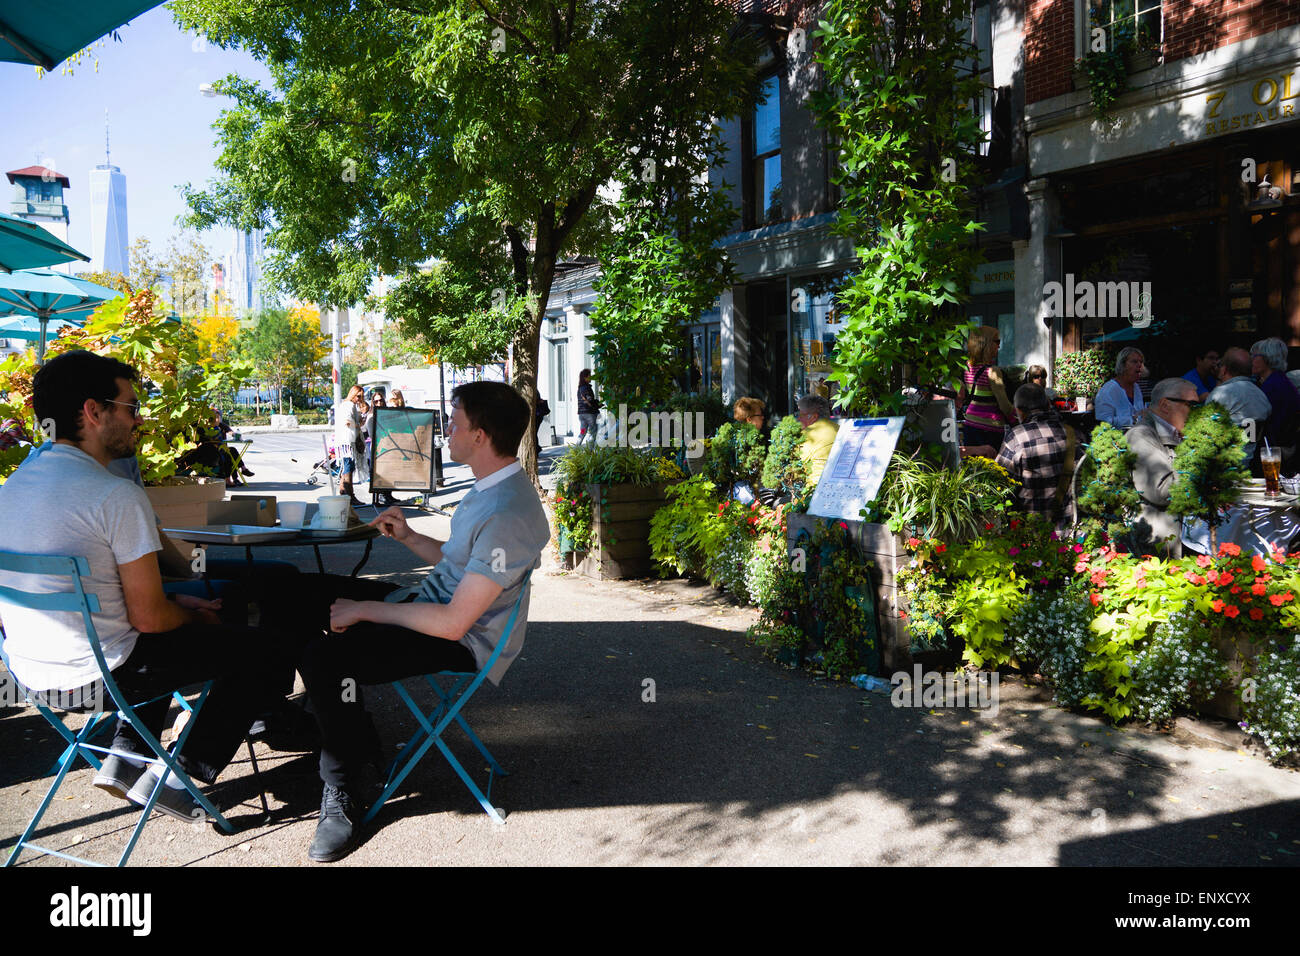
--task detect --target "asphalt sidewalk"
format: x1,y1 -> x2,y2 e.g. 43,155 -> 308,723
4,501 -> 1300,867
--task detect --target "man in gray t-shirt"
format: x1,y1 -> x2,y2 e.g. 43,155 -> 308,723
294,381 -> 549,862
0,351 -> 291,823
1208,347 -> 1271,465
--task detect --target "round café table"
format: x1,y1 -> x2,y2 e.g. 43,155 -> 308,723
1182,490 -> 1300,555
168,504 -> 381,577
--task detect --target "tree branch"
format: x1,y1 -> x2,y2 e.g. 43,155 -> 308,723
473,0 -> 541,57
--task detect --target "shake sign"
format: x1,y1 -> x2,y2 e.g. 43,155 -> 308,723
1203,66 -> 1300,136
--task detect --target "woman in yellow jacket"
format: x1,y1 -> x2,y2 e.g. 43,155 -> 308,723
796,394 -> 838,484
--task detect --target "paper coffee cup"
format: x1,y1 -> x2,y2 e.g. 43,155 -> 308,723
279,501 -> 307,529
317,495 -> 351,530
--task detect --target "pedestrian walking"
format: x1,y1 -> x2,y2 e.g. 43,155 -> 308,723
577,369 -> 600,446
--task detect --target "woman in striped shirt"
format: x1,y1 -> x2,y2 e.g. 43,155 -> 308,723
958,325 -> 1017,457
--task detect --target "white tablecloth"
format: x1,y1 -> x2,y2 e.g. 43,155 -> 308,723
1182,502 -> 1300,555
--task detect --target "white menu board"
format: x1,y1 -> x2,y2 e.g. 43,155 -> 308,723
807,417 -> 905,522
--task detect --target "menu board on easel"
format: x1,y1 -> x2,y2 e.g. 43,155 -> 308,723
370,407 -> 439,492
807,417 -> 905,523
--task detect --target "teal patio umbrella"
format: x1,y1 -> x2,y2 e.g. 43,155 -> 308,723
0,269 -> 119,362
0,2 -> 161,71
0,211 -> 90,272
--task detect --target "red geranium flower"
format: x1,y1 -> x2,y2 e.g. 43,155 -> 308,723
838,521 -> 848,530
1249,608 -> 1264,621
1230,585 -> 1241,594
935,543 -> 948,554
1090,570 -> 1108,586
1218,572 -> 1234,587
1211,599 -> 1225,612
1196,554 -> 1212,568
1252,554 -> 1268,572
1089,592 -> 1101,606
1272,549 -> 1286,563
1219,542 -> 1242,557
1269,593 -> 1287,607
1184,571 -> 1205,585
1074,561 -> 1088,573
907,537 -> 921,549
1224,605 -> 1240,618
1205,570 -> 1219,583
1252,581 -> 1267,596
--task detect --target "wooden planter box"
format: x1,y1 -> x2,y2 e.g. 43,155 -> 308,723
786,513 -> 910,673
575,481 -> 672,580
1199,630 -> 1278,722
145,479 -> 227,528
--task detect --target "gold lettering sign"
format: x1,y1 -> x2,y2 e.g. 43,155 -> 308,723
1201,67 -> 1300,137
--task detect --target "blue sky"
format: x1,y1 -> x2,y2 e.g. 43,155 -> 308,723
0,4 -> 274,264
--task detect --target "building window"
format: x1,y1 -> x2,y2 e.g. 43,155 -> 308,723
1081,0 -> 1162,57
750,73 -> 782,225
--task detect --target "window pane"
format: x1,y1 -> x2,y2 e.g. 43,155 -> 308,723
754,75 -> 780,155
763,154 -> 782,221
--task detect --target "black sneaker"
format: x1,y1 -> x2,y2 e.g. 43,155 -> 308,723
309,784 -> 363,863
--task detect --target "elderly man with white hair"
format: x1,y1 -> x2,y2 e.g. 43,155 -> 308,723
1094,347 -> 1146,428
1126,377 -> 1201,557
1250,337 -> 1300,463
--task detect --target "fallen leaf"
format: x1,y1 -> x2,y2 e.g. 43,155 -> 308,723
767,696 -> 779,700
1261,856 -> 1272,861
757,725 -> 769,730
996,762 -> 1005,768
1127,790 -> 1135,797
960,720 -> 970,726
850,745 -> 859,750
1207,834 -> 1219,839
1168,796 -> 1181,803
804,753 -> 819,758
1231,822 -> 1243,827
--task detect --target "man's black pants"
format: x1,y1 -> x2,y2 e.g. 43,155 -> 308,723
110,619 -> 297,785
292,575 -> 475,791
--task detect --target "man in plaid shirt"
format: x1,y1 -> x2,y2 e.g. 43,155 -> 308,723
995,384 -> 1076,520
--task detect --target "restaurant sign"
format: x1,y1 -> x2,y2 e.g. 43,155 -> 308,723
1202,66 -> 1300,137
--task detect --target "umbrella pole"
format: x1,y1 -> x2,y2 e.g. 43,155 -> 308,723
37,315 -> 49,364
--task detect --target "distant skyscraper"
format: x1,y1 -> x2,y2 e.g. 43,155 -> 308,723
223,227 -> 266,314
89,112 -> 128,275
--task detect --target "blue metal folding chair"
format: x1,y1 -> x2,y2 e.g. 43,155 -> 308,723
1,637 -> 113,777
363,570 -> 533,826
0,551 -> 241,867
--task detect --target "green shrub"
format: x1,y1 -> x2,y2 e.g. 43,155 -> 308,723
704,421 -> 766,491
666,388 -> 729,437
648,475 -> 727,577
760,415 -> 807,494
881,453 -> 1018,542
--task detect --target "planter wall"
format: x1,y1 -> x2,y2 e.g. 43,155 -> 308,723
787,513 -> 910,673
575,481 -> 671,580
145,479 -> 227,529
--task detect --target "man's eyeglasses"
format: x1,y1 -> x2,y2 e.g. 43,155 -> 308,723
1167,398 -> 1203,408
105,399 -> 146,418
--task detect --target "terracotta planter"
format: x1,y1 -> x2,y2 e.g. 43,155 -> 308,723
145,479 -> 227,529
576,481 -> 673,580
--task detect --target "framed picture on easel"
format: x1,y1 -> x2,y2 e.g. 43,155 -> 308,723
369,406 -> 440,494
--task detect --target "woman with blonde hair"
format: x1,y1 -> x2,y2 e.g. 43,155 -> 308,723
957,325 -> 1016,455
389,390 -> 407,408
733,396 -> 766,430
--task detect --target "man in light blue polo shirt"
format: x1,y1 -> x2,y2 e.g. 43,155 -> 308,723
292,381 -> 550,862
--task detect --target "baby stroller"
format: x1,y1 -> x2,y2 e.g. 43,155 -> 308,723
306,442 -> 342,487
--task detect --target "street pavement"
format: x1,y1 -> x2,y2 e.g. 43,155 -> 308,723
3,430 -> 1300,867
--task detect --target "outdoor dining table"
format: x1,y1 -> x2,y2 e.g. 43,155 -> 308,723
165,503 -> 381,577
1182,487 -> 1300,555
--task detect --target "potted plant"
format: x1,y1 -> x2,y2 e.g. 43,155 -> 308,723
0,287 -> 251,524
1074,18 -> 1161,123
1054,348 -> 1111,412
552,444 -> 684,579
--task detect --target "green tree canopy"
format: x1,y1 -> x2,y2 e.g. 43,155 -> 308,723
812,0 -> 987,412
171,0 -> 755,476
234,307 -> 328,412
